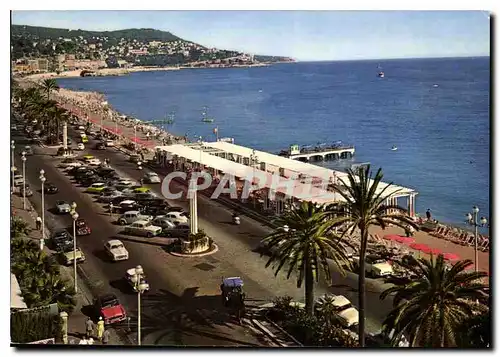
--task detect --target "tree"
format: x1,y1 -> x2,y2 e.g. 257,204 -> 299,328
457,309 -> 491,348
327,166 -> 418,346
11,217 -> 31,239
260,201 -> 349,315
380,256 -> 489,347
40,78 -> 59,100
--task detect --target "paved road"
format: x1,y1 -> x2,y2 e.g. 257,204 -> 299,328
13,123 -> 395,342
13,132 -> 265,346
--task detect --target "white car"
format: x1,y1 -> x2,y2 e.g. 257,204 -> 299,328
116,179 -> 135,187
59,159 -> 83,169
105,239 -> 129,262
352,255 -> 394,277
13,174 -> 24,186
105,140 -> 115,147
315,294 -> 359,328
87,158 -> 101,166
143,172 -> 161,184
161,211 -> 189,225
77,143 -> 85,150
98,191 -> 123,203
56,200 -> 72,214
118,211 -> 153,225
77,125 -> 85,131
124,220 -> 163,238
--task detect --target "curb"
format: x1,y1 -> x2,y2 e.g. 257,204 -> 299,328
169,243 -> 219,258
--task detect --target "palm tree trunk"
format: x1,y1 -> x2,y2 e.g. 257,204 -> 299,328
358,227 -> 369,347
305,260 -> 315,316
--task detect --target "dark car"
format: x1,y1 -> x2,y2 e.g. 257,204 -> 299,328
138,206 -> 170,217
95,142 -> 106,150
51,230 -> 74,252
96,168 -> 118,180
75,170 -> 97,181
79,175 -> 101,187
19,185 -> 33,197
45,182 -> 59,194
140,198 -> 169,208
75,218 -> 91,236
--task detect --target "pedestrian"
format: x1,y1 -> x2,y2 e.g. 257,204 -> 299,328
405,226 -> 411,237
109,203 -> 114,216
35,216 -> 42,230
409,225 -> 415,237
102,328 -> 111,345
426,209 -> 432,221
97,317 -> 105,342
85,317 -> 95,339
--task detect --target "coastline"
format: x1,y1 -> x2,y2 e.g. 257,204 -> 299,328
22,62 -> 274,81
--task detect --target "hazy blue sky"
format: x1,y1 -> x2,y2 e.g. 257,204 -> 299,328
11,10 -> 490,61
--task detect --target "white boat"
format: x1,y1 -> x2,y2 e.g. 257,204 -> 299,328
391,146 -> 398,151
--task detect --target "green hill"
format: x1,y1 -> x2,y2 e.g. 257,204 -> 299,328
11,25 -> 183,43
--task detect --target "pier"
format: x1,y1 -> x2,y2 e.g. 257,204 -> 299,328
155,141 -> 417,217
279,144 -> 355,162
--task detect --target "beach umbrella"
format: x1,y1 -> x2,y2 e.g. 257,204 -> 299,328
442,252 -> 460,261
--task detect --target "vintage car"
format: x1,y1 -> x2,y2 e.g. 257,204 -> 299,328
60,247 -> 86,266
352,255 -> 394,277
143,172 -> 161,184
104,239 -> 129,262
45,182 -> 59,194
315,294 -> 359,328
94,294 -> 127,325
118,211 -> 152,225
86,182 -> 107,194
55,200 -> 71,214
124,220 -> 162,238
75,218 -> 91,236
124,267 -> 150,292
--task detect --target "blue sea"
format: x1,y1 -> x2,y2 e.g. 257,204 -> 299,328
57,57 -> 491,230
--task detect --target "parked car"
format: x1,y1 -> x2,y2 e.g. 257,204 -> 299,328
13,175 -> 24,187
94,294 -> 127,325
152,217 -> 177,230
98,191 -> 123,203
86,182 -> 107,194
118,200 -> 139,212
87,158 -> 102,166
75,219 -> 92,236
23,145 -> 34,155
78,175 -> 101,187
118,211 -> 153,225
19,185 -> 33,197
59,158 -> 83,169
56,200 -> 72,214
160,211 -> 189,225
124,220 -> 163,238
59,247 -> 86,266
45,182 -> 59,194
77,143 -> 85,150
95,142 -> 106,150
51,230 -> 74,252
352,255 -> 394,277
105,140 -> 115,147
314,294 -> 359,328
160,222 -> 190,238
143,172 -> 161,184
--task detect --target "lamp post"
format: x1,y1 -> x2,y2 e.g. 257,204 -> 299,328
71,204 -> 78,293
130,265 -> 149,346
21,151 -> 26,209
39,169 -> 46,250
465,206 -> 488,272
134,125 -> 137,151
250,150 -> 259,207
11,141 -> 15,192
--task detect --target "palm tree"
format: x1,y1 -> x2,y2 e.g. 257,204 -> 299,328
327,165 -> 418,346
260,201 -> 349,315
40,78 -> 59,100
315,293 -> 338,328
11,217 -> 31,238
380,256 -> 488,347
457,309 -> 491,347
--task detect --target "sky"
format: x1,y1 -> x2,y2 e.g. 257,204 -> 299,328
11,10 -> 490,61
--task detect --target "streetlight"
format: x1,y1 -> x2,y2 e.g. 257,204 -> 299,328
465,206 -> 488,272
11,141 -> 15,192
39,169 -> 46,250
21,151 -> 26,209
71,209 -> 79,293
134,125 -> 137,151
130,265 -> 149,346
250,150 -> 259,207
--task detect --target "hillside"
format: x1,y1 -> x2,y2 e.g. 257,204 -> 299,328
11,25 -> 183,43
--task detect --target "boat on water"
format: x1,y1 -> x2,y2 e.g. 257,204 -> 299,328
391,146 -> 398,151
377,65 -> 385,78
165,112 -> 175,125
201,106 -> 215,123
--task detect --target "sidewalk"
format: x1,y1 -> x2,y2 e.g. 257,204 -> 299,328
10,193 -> 125,345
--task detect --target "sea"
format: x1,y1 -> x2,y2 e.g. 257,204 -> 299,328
57,56 -> 491,232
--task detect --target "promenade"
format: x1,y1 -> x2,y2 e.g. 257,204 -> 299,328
56,90 -> 490,273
